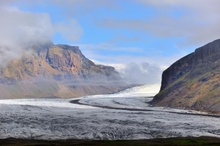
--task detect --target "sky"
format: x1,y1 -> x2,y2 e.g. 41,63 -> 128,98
1,0 -> 220,86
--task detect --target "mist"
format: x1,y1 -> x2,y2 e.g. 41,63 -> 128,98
115,62 -> 162,85
0,4 -> 84,67
0,6 -> 53,66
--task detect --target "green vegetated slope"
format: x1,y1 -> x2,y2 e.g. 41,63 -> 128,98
152,39 -> 220,113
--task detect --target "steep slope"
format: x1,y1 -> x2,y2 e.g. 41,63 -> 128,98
0,44 -> 127,99
0,44 -> 119,82
152,39 -> 220,113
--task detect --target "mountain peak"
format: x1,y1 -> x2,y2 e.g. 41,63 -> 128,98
0,44 -> 127,99
0,44 -> 120,83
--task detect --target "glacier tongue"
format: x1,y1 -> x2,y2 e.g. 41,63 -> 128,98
0,85 -> 219,140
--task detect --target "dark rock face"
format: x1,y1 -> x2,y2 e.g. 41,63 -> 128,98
0,44 -> 127,99
152,39 -> 220,112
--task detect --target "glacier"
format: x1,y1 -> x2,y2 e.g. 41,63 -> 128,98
0,84 -> 220,140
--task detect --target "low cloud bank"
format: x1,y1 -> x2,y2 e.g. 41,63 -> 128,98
0,4 -> 82,67
0,6 -> 53,66
113,62 -> 162,85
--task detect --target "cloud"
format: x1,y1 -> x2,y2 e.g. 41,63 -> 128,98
113,62 -> 162,85
78,43 -> 143,52
4,0 -> 118,16
88,53 -> 183,86
98,0 -> 220,47
0,0 -> 118,67
0,3 -> 84,66
93,60 -> 162,85
83,48 -> 183,68
136,0 -> 189,7
51,0 -> 117,12
54,19 -> 83,42
0,5 -> 53,66
0,6 -> 53,46
108,35 -> 142,44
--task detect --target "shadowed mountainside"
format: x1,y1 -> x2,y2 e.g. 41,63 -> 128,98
152,39 -> 220,113
0,44 -> 128,99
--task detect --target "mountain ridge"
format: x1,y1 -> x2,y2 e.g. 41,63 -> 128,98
0,44 -> 128,99
152,39 -> 220,113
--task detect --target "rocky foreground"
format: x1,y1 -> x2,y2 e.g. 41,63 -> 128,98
152,39 -> 220,113
0,44 -> 127,99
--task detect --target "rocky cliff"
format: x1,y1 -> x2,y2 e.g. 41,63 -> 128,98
0,44 -> 127,99
152,39 -> 220,113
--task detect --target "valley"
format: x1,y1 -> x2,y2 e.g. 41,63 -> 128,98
0,85 -> 219,140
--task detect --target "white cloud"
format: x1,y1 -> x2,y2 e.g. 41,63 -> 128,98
82,49 -> 183,68
54,19 -> 83,42
0,5 -> 53,66
52,0 -> 117,11
117,62 -> 162,84
3,0 -> 118,15
93,60 -> 163,85
78,43 -> 143,52
99,0 -> 220,47
0,6 -> 53,46
85,50 -> 183,86
0,4 -> 84,66
137,0 -> 189,7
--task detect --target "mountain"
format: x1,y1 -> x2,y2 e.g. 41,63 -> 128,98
0,44 -> 128,99
152,39 -> 220,113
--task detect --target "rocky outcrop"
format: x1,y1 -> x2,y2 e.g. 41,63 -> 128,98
152,39 -> 220,113
0,44 -> 127,99
0,44 -> 119,82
